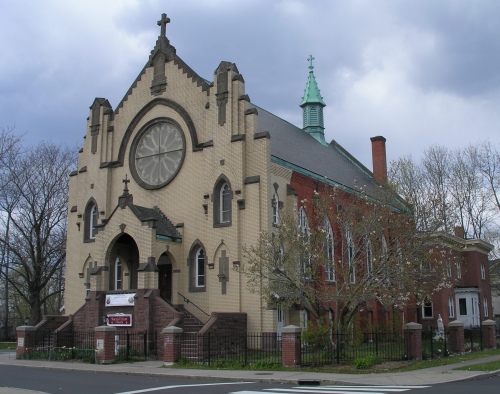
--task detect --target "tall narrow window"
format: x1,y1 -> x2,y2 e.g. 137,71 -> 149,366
366,241 -> 373,277
325,219 -> 335,282
481,263 -> 485,280
84,200 -> 98,242
298,207 -> 310,277
346,229 -> 355,284
484,297 -> 489,317
220,183 -> 230,223
196,248 -> 205,287
115,257 -> 122,290
448,296 -> 455,318
213,177 -> 232,227
446,260 -> 452,277
456,262 -> 462,279
272,192 -> 279,225
189,242 -> 207,292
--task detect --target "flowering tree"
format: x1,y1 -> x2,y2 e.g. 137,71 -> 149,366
242,185 -> 454,334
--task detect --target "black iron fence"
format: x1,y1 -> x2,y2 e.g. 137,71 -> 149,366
422,326 -> 449,359
300,331 -> 405,366
114,330 -> 157,361
179,332 -> 281,368
23,331 -> 95,362
21,330 -> 157,362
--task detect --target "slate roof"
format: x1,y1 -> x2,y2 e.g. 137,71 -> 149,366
129,205 -> 181,240
255,105 -> 382,200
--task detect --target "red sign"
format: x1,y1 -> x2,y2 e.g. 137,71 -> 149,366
107,314 -> 132,327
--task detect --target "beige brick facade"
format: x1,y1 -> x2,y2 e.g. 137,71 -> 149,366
65,26 -> 275,333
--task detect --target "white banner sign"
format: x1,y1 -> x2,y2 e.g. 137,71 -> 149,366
105,293 -> 136,307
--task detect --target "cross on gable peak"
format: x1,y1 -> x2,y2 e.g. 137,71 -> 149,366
122,174 -> 130,195
157,13 -> 170,38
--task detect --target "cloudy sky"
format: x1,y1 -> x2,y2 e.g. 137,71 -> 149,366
1,0 -> 499,169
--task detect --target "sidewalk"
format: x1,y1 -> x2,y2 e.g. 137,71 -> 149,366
1,349 -> 499,387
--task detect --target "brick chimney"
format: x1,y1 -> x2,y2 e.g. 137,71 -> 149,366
370,136 -> 387,184
454,226 -> 465,239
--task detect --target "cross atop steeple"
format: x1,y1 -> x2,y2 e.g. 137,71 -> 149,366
157,13 -> 170,38
307,54 -> 315,71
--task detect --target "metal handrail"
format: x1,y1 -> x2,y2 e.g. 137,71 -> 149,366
178,292 -> 210,317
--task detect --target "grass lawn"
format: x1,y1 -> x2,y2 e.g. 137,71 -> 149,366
168,348 -> 500,374
0,342 -> 16,350
454,360 -> 500,372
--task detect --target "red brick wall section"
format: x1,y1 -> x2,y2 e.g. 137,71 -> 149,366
448,320 -> 465,354
198,312 -> 247,334
482,320 -> 496,349
404,322 -> 422,360
16,326 -> 35,358
95,326 -> 117,364
281,325 -> 302,367
161,326 -> 183,365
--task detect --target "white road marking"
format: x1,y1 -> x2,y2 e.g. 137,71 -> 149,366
230,386 -> 430,394
114,381 -> 254,394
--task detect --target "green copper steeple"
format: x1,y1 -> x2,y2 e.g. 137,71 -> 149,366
300,55 -> 327,146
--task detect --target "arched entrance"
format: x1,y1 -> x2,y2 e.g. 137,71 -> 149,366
108,233 -> 139,290
158,253 -> 173,302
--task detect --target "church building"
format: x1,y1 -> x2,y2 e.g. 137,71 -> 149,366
63,14 -> 493,338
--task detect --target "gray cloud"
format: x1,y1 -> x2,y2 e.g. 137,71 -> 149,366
1,0 -> 498,170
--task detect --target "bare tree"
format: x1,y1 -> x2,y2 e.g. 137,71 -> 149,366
0,139 -> 76,325
242,186 -> 452,334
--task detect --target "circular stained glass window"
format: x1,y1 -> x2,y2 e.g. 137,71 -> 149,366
131,120 -> 185,189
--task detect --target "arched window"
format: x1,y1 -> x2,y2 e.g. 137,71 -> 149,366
298,207 -> 310,276
189,242 -> 207,292
84,199 -> 98,242
366,241 -> 373,277
115,257 -> 122,290
272,192 -> 280,225
195,248 -> 205,288
346,228 -> 355,284
213,177 -> 232,227
448,296 -> 455,318
325,219 -> 335,282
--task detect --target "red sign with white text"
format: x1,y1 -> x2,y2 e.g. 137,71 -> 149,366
107,314 -> 132,327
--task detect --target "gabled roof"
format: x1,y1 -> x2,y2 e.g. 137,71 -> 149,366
255,106 -> 376,196
129,205 -> 181,240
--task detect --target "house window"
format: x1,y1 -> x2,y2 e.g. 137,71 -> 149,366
446,260 -> 452,277
484,297 -> 489,317
480,263 -> 485,280
347,229 -> 355,284
213,177 -> 232,227
325,219 -> 335,282
84,199 -> 98,242
189,242 -> 207,292
115,257 -> 122,290
272,192 -> 279,225
456,262 -> 462,279
298,207 -> 310,276
422,300 -> 433,318
448,296 -> 455,318
459,298 -> 467,315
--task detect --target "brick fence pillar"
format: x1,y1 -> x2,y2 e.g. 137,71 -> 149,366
482,320 -> 496,349
281,325 -> 302,367
448,320 -> 464,354
94,325 -> 117,364
404,322 -> 422,360
161,326 -> 183,365
16,326 -> 35,359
